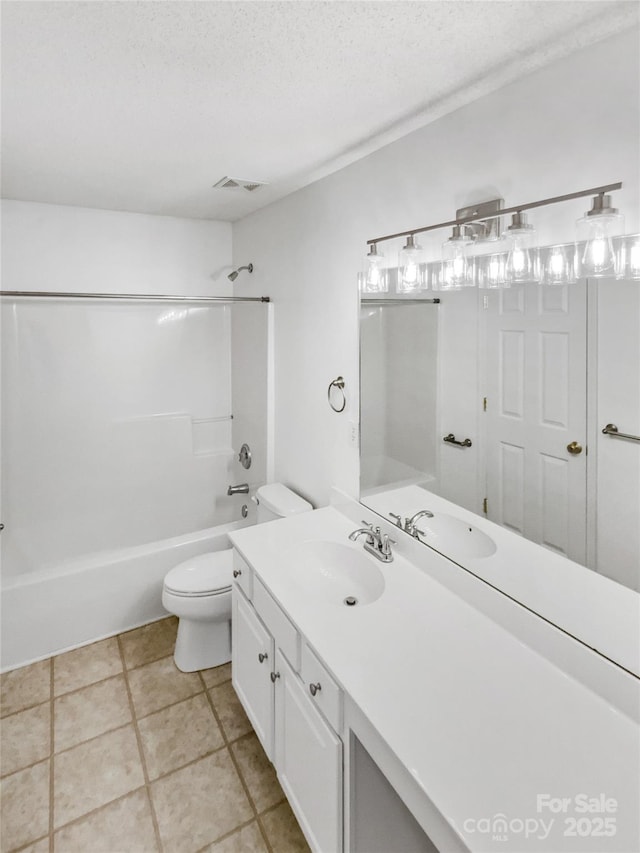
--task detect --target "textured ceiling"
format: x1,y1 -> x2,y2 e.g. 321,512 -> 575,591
1,1 -> 638,221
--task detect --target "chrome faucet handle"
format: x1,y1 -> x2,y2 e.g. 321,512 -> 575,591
389,513 -> 403,528
380,533 -> 396,556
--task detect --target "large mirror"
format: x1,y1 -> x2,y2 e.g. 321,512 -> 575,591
359,274 -> 640,594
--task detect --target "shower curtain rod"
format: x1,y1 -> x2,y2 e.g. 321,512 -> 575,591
0,290 -> 270,303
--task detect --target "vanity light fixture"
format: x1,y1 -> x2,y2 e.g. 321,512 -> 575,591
361,243 -> 388,293
364,181 -> 637,289
397,234 -> 426,293
440,226 -> 473,290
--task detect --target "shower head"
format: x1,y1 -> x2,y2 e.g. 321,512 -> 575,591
228,263 -> 254,282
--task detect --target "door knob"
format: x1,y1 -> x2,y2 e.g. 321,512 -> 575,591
567,441 -> 583,455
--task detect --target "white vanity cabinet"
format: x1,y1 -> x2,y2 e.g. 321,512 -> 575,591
275,650 -> 343,853
231,551 -> 343,853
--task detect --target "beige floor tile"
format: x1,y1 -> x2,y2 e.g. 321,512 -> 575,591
0,702 -> 51,777
53,638 -> 122,697
138,693 -> 224,780
54,674 -> 132,752
260,801 -> 311,853
150,750 -> 253,853
126,656 -> 202,719
0,659 -> 51,718
119,617 -> 178,670
207,821 -> 268,853
231,734 -> 284,813
54,788 -> 159,852
53,724 -> 144,827
209,682 -> 252,742
201,662 -> 232,689
0,759 -> 50,852
14,837 -> 50,853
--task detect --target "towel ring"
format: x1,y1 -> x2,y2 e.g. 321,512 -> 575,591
328,376 -> 346,413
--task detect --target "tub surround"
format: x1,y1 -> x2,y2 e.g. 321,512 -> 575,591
229,499 -> 640,852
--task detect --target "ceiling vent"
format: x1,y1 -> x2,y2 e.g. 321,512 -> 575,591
213,177 -> 268,192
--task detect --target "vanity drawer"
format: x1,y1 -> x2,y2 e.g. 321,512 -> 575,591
301,643 -> 342,732
253,577 -> 300,671
232,550 -> 253,600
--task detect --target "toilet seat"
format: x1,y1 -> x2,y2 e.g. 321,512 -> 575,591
163,551 -> 233,597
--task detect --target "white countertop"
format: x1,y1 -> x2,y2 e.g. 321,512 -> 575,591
230,505 -> 640,852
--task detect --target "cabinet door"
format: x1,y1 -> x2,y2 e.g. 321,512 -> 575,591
274,651 -> 343,853
232,588 -> 274,759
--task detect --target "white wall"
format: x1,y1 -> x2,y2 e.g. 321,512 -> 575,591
1,200 -> 232,296
232,28 -> 640,514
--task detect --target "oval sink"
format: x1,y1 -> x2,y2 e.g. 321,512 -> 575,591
417,514 -> 496,559
284,541 -> 385,606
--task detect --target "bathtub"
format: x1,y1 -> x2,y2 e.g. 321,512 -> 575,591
0,518 -> 252,672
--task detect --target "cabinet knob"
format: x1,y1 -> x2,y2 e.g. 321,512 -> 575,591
309,682 -> 321,697
258,652 -> 268,663
233,569 -> 241,578
270,671 -> 280,683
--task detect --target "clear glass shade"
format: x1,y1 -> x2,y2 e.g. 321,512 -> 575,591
397,236 -> 426,293
505,226 -> 540,284
360,245 -> 388,293
541,244 -> 577,286
616,234 -> 640,280
576,211 -> 624,278
478,253 -> 508,289
439,231 -> 473,290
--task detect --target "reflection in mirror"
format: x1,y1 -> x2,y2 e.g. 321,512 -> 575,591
359,277 -> 640,593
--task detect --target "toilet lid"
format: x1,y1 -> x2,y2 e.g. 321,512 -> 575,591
164,550 -> 233,596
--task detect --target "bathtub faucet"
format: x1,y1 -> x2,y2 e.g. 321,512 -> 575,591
227,483 -> 250,496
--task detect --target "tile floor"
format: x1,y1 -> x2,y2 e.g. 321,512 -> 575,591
0,617 -> 311,853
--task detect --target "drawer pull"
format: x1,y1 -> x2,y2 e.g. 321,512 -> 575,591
233,569 -> 242,578
270,671 -> 280,683
258,652 -> 268,663
309,682 -> 322,697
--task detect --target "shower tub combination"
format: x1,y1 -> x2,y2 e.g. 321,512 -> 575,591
0,293 -> 269,671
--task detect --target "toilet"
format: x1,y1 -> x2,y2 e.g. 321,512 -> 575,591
162,483 -> 313,672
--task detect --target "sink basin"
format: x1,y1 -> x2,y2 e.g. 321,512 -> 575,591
284,541 -> 385,606
416,514 -> 496,559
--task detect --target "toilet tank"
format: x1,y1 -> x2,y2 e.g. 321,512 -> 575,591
255,483 -> 313,523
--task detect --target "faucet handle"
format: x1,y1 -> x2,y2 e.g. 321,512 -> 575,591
380,533 -> 396,557
389,513 -> 403,528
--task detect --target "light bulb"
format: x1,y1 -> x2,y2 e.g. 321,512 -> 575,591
504,212 -> 540,284
360,243 -> 388,293
397,235 -> 426,293
576,194 -> 624,278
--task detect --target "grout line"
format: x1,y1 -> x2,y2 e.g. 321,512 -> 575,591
199,672 -> 276,853
49,656 -> 54,853
50,669 -> 125,703
145,741 -> 228,785
117,634 -> 164,853
191,816 -> 261,853
12,833 -> 50,853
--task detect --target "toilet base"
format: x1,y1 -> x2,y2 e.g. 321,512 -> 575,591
173,618 -> 231,673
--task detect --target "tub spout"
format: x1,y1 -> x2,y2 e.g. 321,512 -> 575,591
227,483 -> 250,496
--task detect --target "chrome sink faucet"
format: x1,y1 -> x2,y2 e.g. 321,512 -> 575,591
349,521 -> 395,563
389,509 -> 434,538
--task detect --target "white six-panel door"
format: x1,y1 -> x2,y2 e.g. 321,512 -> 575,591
484,282 -> 587,563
